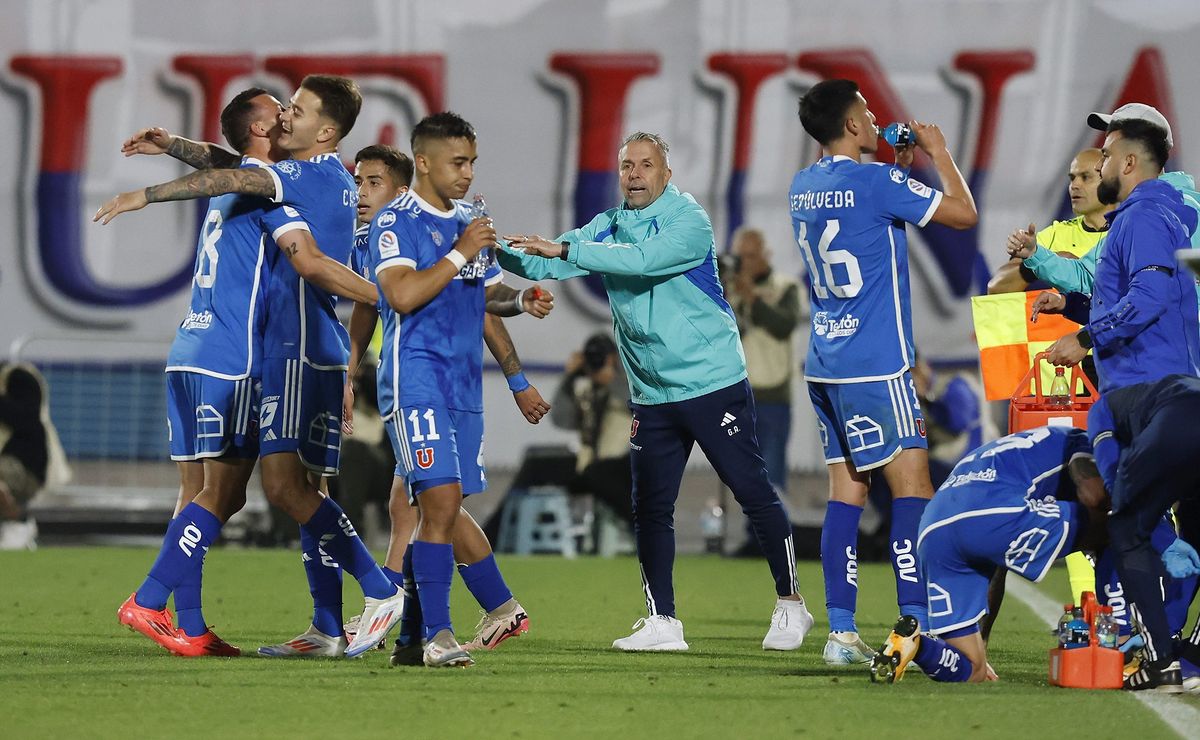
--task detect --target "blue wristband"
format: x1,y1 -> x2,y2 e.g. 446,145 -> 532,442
507,371 -> 530,393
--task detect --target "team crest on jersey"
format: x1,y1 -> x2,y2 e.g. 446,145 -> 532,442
414,446 -> 435,469
630,419 -> 639,438
429,229 -> 443,247
377,210 -> 396,228
275,160 -> 302,180
379,230 -> 400,258
889,167 -> 906,183
907,179 -> 932,198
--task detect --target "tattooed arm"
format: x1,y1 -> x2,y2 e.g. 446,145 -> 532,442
483,314 -> 551,424
166,136 -> 242,170
121,127 -> 241,170
95,167 -> 277,223
276,229 -> 377,305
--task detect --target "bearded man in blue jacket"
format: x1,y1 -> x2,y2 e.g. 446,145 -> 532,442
1045,112 -> 1200,692
500,132 -> 813,653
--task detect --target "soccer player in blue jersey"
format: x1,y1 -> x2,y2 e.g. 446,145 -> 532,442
360,113 -> 551,667
99,76 -> 402,658
262,144 -> 554,660
791,79 -> 979,665
872,426 -> 1109,683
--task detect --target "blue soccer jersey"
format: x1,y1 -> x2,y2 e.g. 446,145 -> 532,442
260,153 -> 359,368
350,223 -> 383,309
367,190 -> 502,418
166,157 -> 275,379
932,425 -> 1092,505
789,155 -> 942,382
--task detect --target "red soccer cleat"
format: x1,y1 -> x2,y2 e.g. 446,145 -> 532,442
173,628 -> 241,658
118,592 -> 182,653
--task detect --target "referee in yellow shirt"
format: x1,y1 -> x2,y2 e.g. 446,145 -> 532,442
985,147 -> 1113,604
987,147 -> 1113,294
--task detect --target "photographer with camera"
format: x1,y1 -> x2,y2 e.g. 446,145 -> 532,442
550,333 -> 635,525
721,227 -> 805,556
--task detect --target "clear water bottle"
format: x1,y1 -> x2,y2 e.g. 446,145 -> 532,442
1096,606 -> 1119,649
470,192 -> 488,219
1047,367 -> 1071,408
700,499 -> 725,554
1056,603 -> 1074,647
1065,606 -> 1090,649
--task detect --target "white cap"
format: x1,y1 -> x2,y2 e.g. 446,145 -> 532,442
1086,103 -> 1173,148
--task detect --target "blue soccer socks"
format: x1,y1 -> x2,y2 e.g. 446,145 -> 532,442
891,497 -> 929,628
300,525 -> 344,637
822,501 -> 863,633
413,541 -> 454,640
914,632 -> 973,682
458,554 -> 512,613
136,503 -> 222,619
301,497 -> 394,600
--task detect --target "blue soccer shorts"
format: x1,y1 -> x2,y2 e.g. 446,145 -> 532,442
259,358 -> 346,475
166,371 -> 259,461
386,405 -> 486,499
807,371 -> 927,471
917,493 -> 1079,635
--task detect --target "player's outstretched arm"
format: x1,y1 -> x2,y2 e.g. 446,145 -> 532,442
911,121 -> 977,230
484,313 -> 550,424
94,167 -> 276,224
122,127 -> 240,170
276,229 -> 377,305
484,282 -> 554,318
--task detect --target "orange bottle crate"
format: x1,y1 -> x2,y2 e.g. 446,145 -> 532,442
1047,591 -> 1123,689
1008,352 -> 1098,433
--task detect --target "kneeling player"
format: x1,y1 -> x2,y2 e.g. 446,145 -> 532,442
871,426 -> 1108,683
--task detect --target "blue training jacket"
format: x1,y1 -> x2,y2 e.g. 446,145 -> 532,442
1087,178 -> 1200,391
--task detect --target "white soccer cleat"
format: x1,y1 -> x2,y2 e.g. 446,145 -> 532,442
423,629 -> 474,668
345,588 -> 405,659
823,630 -> 878,665
257,625 -> 347,658
612,615 -> 689,652
462,599 -> 530,651
762,597 -> 815,651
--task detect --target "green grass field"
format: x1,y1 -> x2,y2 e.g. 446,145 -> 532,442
0,549 -> 1191,738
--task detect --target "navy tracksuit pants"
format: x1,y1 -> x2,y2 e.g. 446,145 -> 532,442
629,379 -> 797,617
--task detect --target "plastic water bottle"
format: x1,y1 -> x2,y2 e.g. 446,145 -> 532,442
470,192 -> 489,220
1065,606 -> 1090,649
1056,604 -> 1074,648
700,499 -> 725,554
1096,606 -> 1119,649
881,122 -> 915,148
1048,367 -> 1071,408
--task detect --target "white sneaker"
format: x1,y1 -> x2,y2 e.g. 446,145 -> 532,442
823,630 -> 878,665
612,615 -> 689,652
762,597 -> 815,651
462,600 -> 530,651
258,625 -> 347,658
345,588 -> 405,659
423,629 -> 474,668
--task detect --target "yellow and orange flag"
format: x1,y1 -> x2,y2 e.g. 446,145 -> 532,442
969,291 -> 1081,401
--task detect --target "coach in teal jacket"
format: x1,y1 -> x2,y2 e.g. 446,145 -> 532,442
498,185 -> 744,405
500,132 -> 811,654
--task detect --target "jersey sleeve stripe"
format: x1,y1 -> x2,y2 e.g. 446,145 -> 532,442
271,220 -> 310,242
265,167 -> 284,204
917,189 -> 943,228
484,272 -> 504,286
376,257 -> 416,273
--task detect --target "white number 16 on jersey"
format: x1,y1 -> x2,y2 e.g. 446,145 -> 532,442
797,219 -> 863,299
